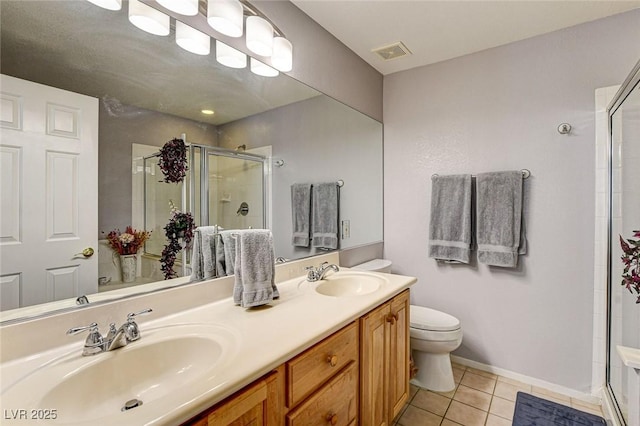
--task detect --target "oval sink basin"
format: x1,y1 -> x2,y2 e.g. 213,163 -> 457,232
2,323 -> 239,425
315,271 -> 387,297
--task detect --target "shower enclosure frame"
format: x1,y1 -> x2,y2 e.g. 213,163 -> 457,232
605,58 -> 640,426
143,139 -> 270,277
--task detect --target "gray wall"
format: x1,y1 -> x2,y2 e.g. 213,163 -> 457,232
98,102 -> 218,236
254,1 -> 383,122
383,9 -> 640,392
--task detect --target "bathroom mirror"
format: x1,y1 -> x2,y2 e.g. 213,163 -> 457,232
0,1 -> 383,321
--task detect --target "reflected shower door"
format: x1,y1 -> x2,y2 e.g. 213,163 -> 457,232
207,152 -> 265,230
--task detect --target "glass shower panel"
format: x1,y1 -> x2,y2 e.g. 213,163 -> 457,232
207,153 -> 265,230
608,81 -> 640,425
143,155 -> 184,257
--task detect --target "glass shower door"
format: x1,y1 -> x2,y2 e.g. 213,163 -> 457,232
607,63 -> 640,426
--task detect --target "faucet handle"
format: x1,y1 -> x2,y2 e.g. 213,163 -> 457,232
67,322 -> 103,355
127,308 -> 153,321
125,308 -> 152,342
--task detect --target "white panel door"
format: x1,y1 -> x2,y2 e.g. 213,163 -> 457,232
0,74 -> 98,309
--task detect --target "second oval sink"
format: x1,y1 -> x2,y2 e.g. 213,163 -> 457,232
315,271 -> 387,297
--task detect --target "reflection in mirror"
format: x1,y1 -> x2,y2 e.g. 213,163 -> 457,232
0,0 -> 383,322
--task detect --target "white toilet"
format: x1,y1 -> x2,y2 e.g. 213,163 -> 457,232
351,258 -> 392,273
410,305 -> 463,392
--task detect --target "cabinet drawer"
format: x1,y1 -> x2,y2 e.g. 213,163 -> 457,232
286,361 -> 358,426
286,322 -> 358,407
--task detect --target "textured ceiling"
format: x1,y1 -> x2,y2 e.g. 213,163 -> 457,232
292,0 -> 640,75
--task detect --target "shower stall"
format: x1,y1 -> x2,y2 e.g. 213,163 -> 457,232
142,140 -> 271,276
606,59 -> 640,426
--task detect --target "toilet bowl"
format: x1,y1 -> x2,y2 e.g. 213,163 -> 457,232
410,305 -> 463,392
351,258 -> 392,273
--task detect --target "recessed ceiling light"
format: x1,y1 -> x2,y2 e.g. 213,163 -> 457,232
201,109 -> 215,115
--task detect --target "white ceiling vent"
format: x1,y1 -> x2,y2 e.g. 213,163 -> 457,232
371,42 -> 411,61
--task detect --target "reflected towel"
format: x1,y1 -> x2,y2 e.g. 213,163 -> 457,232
233,229 -> 279,308
291,183 -> 312,247
476,171 -> 527,267
428,174 -> 473,263
190,226 -> 218,281
220,230 -> 237,276
311,182 -> 339,250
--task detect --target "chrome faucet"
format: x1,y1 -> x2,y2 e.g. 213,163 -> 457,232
306,262 -> 339,282
67,308 -> 152,356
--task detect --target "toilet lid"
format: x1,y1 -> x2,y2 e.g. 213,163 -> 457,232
410,305 -> 460,331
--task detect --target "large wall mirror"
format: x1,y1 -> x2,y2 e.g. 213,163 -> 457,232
0,0 -> 383,322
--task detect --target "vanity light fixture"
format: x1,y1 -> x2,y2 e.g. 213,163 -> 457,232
176,21 -> 211,55
128,0 -> 170,36
86,0 -> 122,11
246,16 -> 273,57
157,0 -> 198,16
216,40 -> 247,68
272,36 -> 293,72
250,58 -> 278,77
207,0 -> 244,37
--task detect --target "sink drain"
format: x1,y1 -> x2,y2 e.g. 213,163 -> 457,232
121,398 -> 143,412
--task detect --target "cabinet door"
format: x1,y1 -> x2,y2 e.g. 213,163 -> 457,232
286,361 -> 358,426
388,290 -> 410,421
360,301 -> 390,426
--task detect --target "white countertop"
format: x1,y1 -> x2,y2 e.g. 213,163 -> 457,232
0,269 -> 416,425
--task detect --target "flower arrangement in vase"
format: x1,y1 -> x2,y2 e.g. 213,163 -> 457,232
105,226 -> 151,283
160,201 -> 195,280
620,230 -> 640,304
158,138 -> 188,183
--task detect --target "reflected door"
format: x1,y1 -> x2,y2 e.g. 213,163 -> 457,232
0,75 -> 98,309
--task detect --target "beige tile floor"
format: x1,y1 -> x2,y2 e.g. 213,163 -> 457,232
394,363 -> 604,426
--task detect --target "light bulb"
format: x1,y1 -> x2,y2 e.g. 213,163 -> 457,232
216,41 -> 247,69
157,0 -> 198,16
250,58 -> 279,77
246,16 -> 273,57
207,0 -> 243,38
272,37 -> 293,72
128,0 -> 170,36
176,21 -> 210,55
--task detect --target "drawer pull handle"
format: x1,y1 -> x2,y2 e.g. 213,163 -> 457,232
326,412 -> 338,425
327,354 -> 338,367
386,313 -> 398,324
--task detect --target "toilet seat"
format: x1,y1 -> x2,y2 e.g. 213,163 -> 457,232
410,305 -> 460,332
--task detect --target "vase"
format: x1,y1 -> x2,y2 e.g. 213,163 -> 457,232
119,254 -> 137,283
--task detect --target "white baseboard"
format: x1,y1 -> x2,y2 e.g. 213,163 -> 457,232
451,355 -> 601,405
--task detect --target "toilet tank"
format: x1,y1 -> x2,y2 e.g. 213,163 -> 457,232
351,259 -> 392,273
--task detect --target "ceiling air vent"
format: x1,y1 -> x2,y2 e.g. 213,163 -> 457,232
372,42 -> 411,61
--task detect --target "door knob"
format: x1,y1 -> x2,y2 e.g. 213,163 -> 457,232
73,247 -> 94,259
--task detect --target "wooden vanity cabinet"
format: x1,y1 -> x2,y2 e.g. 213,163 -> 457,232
360,290 -> 410,426
182,367 -> 283,426
181,290 -> 410,426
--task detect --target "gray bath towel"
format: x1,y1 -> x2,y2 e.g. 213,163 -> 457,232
232,229 -> 279,308
190,226 -> 219,281
311,182 -> 339,249
220,230 -> 237,276
291,183 -> 312,247
428,174 -> 473,263
476,171 -> 527,267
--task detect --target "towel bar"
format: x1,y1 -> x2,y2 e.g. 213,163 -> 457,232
431,169 -> 531,180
